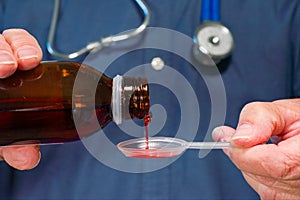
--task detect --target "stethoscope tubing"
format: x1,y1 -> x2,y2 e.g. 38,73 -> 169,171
46,0 -> 231,63
46,0 -> 151,59
201,0 -> 220,22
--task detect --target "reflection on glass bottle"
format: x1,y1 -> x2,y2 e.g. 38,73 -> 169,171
0,62 -> 150,146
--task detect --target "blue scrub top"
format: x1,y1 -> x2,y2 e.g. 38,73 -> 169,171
0,0 -> 299,199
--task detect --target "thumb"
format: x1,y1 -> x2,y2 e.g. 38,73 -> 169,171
1,145 -> 41,170
232,99 -> 300,148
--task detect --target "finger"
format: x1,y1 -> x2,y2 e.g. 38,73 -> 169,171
228,134 -> 300,179
1,145 -> 41,170
232,101 -> 280,147
232,100 -> 300,148
2,29 -> 42,70
0,149 -> 3,161
212,126 -> 235,142
0,35 -> 18,78
212,125 -> 235,155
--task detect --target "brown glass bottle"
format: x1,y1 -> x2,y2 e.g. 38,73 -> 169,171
0,62 -> 150,146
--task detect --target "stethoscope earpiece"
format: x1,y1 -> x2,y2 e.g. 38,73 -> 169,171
193,21 -> 234,65
193,0 -> 234,66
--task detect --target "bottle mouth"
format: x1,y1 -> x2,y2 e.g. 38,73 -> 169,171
112,75 -> 150,125
112,75 -> 123,125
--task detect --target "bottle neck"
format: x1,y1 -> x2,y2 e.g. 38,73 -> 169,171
112,75 -> 150,125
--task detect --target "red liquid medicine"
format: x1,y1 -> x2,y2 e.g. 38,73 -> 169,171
0,62 -> 150,146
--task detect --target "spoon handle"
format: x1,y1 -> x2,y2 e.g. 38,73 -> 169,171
187,142 -> 230,149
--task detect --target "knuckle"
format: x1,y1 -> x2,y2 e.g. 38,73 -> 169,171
241,101 -> 280,121
240,101 -> 272,121
3,29 -> 39,48
242,101 -> 268,113
2,28 -> 30,37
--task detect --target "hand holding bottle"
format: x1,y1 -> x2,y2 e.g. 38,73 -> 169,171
0,29 -> 42,170
212,99 -> 300,199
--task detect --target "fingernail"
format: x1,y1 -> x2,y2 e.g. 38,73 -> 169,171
212,127 -> 224,141
17,46 -> 39,60
231,124 -> 252,143
212,127 -> 231,142
0,51 -> 17,65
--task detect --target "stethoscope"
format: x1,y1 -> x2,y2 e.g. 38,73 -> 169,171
193,0 -> 234,64
47,0 -> 234,64
46,0 -> 151,59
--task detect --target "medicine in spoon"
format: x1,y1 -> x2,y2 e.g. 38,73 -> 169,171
117,137 -> 230,158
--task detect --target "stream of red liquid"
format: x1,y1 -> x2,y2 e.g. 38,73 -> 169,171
144,114 -> 151,149
126,113 -> 179,158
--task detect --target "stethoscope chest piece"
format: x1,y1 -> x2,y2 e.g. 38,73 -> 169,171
193,21 -> 234,64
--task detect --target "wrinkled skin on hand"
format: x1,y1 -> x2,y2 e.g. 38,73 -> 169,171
0,29 -> 42,170
213,99 -> 300,200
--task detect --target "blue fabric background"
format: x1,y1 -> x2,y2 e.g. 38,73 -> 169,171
0,0 -> 299,199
